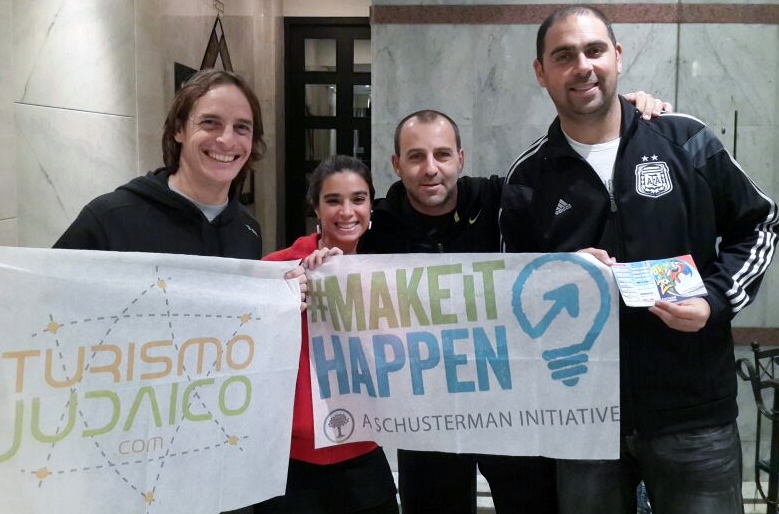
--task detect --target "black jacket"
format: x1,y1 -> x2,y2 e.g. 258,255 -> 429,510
54,167 -> 262,259
359,175 -> 503,254
499,96 -> 778,436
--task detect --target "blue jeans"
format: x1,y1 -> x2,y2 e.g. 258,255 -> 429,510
557,422 -> 743,514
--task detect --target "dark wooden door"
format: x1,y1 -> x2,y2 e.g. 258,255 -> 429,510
283,17 -> 371,246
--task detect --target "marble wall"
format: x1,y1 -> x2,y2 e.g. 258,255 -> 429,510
0,0 -> 15,246
13,0 -> 139,248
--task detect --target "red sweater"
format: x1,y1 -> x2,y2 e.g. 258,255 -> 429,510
263,233 -> 378,464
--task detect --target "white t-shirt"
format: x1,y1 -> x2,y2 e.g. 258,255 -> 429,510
564,134 -> 620,201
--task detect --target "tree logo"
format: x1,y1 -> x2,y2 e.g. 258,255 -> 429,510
323,409 -> 355,443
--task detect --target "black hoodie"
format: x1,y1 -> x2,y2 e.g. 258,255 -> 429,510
359,175 -> 503,254
54,167 -> 262,259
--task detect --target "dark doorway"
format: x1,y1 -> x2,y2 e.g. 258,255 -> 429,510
283,17 -> 371,246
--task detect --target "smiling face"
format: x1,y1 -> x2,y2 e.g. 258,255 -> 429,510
315,170 -> 372,254
171,84 -> 253,204
534,11 -> 622,138
392,116 -> 464,216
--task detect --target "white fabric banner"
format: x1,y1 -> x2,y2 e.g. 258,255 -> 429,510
0,247 -> 301,514
307,252 -> 620,459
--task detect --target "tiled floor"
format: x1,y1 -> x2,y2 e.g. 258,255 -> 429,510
743,482 -> 773,513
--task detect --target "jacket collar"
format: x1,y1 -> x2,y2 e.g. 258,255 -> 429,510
544,95 -> 640,159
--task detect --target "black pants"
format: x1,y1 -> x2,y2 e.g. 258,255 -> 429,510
397,449 -> 557,514
227,448 -> 398,514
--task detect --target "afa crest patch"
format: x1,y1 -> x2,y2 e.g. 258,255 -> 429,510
635,161 -> 673,198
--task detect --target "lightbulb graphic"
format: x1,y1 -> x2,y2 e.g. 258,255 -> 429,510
512,254 -> 611,386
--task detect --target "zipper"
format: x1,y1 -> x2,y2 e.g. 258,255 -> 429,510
607,161 -> 626,262
609,182 -> 618,213
570,151 -> 622,258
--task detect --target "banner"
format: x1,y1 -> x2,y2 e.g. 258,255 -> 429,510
307,252 -> 620,459
0,247 -> 301,514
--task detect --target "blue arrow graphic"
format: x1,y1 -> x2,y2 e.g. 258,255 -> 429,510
512,253 -> 612,387
521,283 -> 580,338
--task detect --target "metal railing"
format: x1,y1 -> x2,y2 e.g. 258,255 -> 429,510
737,342 -> 779,514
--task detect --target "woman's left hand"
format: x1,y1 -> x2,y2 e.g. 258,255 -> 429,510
286,247 -> 344,312
284,265 -> 308,311
303,246 -> 344,270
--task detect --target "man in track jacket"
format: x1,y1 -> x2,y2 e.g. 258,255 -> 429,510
499,6 -> 778,513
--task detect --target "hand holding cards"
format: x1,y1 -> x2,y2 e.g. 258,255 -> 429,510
611,254 -> 707,307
